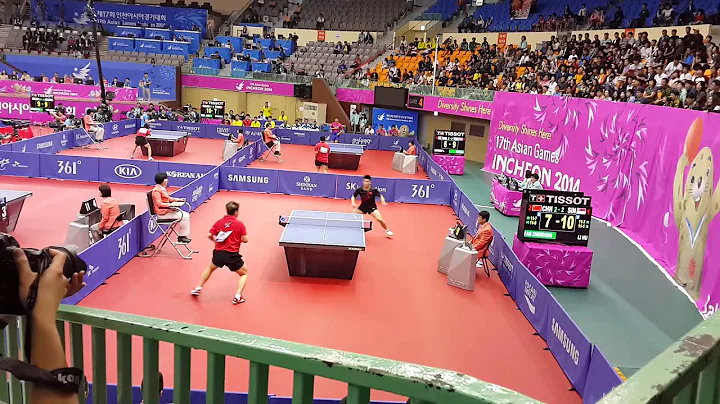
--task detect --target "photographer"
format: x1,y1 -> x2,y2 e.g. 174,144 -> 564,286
10,248 -> 87,404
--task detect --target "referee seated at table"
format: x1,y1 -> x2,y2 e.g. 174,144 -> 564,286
470,210 -> 493,268
90,184 -> 123,241
260,122 -> 282,158
522,173 -> 543,190
83,109 -> 105,142
152,172 -> 192,244
402,140 -> 417,155
229,128 -> 246,149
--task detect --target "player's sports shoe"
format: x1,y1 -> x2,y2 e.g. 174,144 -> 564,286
148,157 -> 154,161
476,261 -> 483,268
190,287 -> 202,296
386,230 -> 394,237
232,294 -> 245,304
129,154 -> 135,159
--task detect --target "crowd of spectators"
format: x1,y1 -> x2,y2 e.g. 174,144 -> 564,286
363,26 -> 720,111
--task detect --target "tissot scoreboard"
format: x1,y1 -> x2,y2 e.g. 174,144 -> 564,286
517,189 -> 593,247
200,100 -> 225,119
433,130 -> 466,155
30,94 -> 55,113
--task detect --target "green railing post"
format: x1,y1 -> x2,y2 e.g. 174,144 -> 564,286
173,345 -> 191,404
92,327 -> 108,404
142,338 -> 160,404
70,323 -> 84,404
17,316 -> 29,404
0,327 -> 9,403
696,357 -> 720,403
56,320 -> 66,351
206,352 -> 226,403
6,318 -> 23,404
347,384 -> 371,404
248,361 -> 269,404
116,332 -> 132,404
292,371 -> 314,404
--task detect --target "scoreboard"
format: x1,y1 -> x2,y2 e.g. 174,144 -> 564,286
407,94 -> 425,109
432,130 -> 466,155
200,100 -> 225,119
517,189 -> 593,247
30,94 -> 55,113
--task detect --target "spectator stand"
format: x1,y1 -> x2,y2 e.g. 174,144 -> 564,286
0,22 -> 100,57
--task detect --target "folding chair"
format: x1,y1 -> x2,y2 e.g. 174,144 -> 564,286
258,138 -> 282,162
139,191 -> 197,260
477,233 -> 494,278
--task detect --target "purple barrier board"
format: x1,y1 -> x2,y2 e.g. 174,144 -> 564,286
276,129 -> 312,145
157,162 -> 216,187
171,122 -> 204,138
583,348 -> 623,404
449,180 -> 461,217
0,151 -> 40,177
547,297 -> 593,395
484,92 -> 720,311
378,136 -> 414,152
0,94 -> 125,122
39,154 -> 100,181
224,144 -> 255,168
514,263 -> 552,340
393,179 -> 450,205
105,119 -> 138,139
182,74 -> 296,97
487,225 -> 505,274
335,87 -> 375,104
0,79 -> 137,101
335,175 -> 396,202
512,234 -> 593,288
340,133 -> 379,150
408,95 -> 493,120
220,167 -> 280,193
426,158 -> 450,182
11,131 -> 67,154
203,123 -> 241,140
457,192 -> 474,230
277,171 -> 337,198
496,234 -> 518,299
98,158 -> 159,185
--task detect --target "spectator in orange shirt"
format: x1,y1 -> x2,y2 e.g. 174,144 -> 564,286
403,140 -> 417,155
90,184 -> 123,241
470,211 -> 493,268
152,172 -> 192,244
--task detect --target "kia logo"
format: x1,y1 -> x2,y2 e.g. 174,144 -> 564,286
114,164 -> 142,179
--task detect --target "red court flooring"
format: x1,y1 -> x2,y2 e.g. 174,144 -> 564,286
248,144 -> 427,179
57,136 -> 228,165
72,192 -> 580,404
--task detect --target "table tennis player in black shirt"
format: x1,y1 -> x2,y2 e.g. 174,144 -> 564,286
351,174 -> 394,237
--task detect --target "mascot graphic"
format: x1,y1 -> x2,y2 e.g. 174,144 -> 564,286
673,118 -> 720,300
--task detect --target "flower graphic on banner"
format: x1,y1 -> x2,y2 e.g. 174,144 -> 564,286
530,248 -> 585,287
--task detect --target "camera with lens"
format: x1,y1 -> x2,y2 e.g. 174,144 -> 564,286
0,233 -> 86,315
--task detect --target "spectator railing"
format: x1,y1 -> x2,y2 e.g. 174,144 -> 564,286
0,305 -> 541,404
336,78 -> 496,101
184,63 -> 315,85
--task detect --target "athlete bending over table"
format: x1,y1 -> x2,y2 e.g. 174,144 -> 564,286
130,123 -> 153,160
351,174 -> 394,237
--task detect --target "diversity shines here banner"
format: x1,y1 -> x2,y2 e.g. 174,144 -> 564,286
484,92 -> 720,315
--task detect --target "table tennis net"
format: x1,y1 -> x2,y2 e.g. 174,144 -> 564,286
279,215 -> 371,229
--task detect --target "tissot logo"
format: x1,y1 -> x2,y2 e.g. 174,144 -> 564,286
114,164 -> 142,179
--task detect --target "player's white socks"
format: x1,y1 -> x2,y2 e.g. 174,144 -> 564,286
386,229 -> 394,236
190,287 -> 202,296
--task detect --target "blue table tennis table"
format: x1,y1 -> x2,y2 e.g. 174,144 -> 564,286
278,210 -> 372,279
0,190 -> 32,233
329,143 -> 364,170
141,130 -> 191,157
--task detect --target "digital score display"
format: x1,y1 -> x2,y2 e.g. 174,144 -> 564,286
407,94 -> 425,109
433,130 -> 465,155
30,94 -> 55,113
200,100 -> 225,119
517,190 -> 592,247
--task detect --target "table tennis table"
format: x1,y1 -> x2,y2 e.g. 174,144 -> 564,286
278,210 -> 372,279
0,190 -> 32,233
141,130 -> 190,157
328,143 -> 364,170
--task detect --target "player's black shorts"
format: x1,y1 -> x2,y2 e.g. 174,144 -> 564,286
358,204 -> 377,215
212,250 -> 245,272
315,159 -> 328,167
135,136 -> 148,146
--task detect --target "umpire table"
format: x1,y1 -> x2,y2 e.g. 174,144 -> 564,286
278,210 -> 372,279
0,190 -> 32,233
141,130 -> 190,157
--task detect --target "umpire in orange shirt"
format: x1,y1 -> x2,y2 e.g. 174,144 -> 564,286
470,211 -> 493,268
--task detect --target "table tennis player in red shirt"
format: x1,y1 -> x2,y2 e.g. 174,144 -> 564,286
351,175 -> 394,237
130,123 -> 153,160
314,135 -> 330,173
191,201 -> 249,304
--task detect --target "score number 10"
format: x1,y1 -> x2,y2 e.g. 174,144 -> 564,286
544,213 -> 575,231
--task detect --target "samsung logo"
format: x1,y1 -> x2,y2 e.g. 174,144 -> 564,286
114,164 -> 142,179
228,174 -> 269,183
167,170 -> 200,179
551,318 -> 580,365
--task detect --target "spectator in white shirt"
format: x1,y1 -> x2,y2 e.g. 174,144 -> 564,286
523,173 -> 543,190
364,126 -> 375,135
665,57 -> 683,76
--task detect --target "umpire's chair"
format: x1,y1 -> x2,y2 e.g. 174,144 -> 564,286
139,191 -> 198,260
258,138 -> 282,162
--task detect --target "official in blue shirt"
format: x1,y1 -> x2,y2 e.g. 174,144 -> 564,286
140,111 -> 154,127
140,73 -> 152,101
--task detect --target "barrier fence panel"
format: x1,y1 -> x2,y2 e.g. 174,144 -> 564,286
335,175 -> 397,202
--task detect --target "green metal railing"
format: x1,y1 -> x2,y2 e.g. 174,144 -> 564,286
2,305 -> 720,403
1,306 -> 540,404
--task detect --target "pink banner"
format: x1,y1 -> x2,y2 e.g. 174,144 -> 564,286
182,75 -> 296,97
0,94 -> 124,122
485,92 -> 720,314
0,79 -> 137,101
336,87 -> 374,104
408,94 -> 493,120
